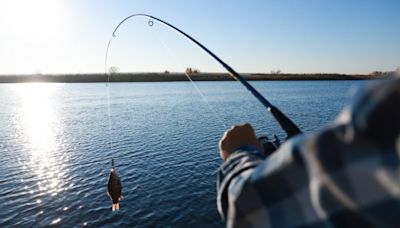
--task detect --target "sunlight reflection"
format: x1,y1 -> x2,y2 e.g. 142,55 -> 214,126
13,83 -> 65,199
51,218 -> 61,225
19,84 -> 56,153
13,83 -> 58,153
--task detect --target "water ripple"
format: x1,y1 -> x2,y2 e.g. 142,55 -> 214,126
0,81 -> 363,227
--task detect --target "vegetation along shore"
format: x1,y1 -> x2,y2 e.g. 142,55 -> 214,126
0,71 -> 396,83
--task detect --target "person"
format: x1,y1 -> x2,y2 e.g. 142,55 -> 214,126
217,77 -> 400,227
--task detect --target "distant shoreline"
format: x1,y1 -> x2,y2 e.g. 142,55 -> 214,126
0,72 -> 394,83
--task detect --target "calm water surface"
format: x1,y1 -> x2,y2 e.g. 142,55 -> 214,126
0,81 -> 366,227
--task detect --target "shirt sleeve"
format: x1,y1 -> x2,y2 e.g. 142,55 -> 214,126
217,78 -> 400,227
217,135 -> 324,227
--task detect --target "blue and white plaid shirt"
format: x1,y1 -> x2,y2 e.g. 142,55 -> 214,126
217,78 -> 400,227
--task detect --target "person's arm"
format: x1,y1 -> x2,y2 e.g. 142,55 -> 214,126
217,123 -> 319,227
217,77 -> 400,227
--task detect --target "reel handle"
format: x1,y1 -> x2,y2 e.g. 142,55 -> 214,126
258,135 -> 281,156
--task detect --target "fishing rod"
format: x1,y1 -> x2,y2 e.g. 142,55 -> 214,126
108,14 -> 301,139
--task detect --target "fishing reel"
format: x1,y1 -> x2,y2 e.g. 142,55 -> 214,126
258,135 -> 281,156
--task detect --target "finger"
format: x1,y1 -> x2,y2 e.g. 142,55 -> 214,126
218,137 -> 224,150
243,122 -> 252,129
221,129 -> 229,140
218,133 -> 228,150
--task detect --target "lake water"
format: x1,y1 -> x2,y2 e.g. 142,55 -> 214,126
0,80 -> 366,227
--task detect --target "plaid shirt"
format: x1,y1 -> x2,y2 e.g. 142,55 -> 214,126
217,78 -> 400,227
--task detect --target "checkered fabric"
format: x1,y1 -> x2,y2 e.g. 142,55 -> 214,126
217,78 -> 400,227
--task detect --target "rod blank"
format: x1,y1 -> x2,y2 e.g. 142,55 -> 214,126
109,14 -> 302,139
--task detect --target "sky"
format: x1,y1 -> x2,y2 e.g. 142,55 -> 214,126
0,0 -> 399,75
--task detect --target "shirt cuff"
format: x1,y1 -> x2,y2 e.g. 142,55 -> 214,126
234,144 -> 265,159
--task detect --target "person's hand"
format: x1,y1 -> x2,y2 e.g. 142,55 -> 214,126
218,123 -> 263,161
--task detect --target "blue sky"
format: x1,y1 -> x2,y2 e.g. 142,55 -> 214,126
0,0 -> 399,74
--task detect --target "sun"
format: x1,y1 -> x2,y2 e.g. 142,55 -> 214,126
0,0 -> 68,41
0,0 -> 70,73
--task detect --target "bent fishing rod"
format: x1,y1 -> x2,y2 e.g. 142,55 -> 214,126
108,14 -> 301,139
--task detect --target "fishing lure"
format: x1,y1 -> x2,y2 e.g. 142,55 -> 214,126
107,159 -> 122,211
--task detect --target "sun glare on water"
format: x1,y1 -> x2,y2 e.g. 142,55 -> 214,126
15,83 -> 58,153
14,83 -> 67,205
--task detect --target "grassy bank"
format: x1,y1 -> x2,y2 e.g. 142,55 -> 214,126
0,72 -> 393,83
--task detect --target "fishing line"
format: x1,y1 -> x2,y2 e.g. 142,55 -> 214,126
148,20 -> 228,129
105,22 -> 228,166
149,18 -> 283,139
105,39 -> 114,155
106,75 -> 113,154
